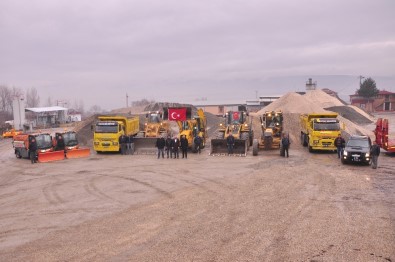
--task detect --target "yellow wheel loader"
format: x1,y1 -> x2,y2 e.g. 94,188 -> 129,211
163,107 -> 207,153
252,111 -> 283,156
210,111 -> 253,156
133,111 -> 170,154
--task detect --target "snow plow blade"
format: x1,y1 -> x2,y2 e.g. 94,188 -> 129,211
38,151 -> 65,163
133,137 -> 158,155
66,148 -> 90,159
210,139 -> 248,156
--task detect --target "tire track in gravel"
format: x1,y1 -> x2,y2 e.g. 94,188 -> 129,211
42,177 -> 68,205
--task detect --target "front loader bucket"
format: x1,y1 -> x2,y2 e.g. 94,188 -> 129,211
133,137 -> 158,155
66,148 -> 90,159
210,139 -> 248,156
38,151 -> 65,163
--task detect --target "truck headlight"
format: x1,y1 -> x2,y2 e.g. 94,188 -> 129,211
365,152 -> 370,157
113,142 -> 119,146
343,151 -> 348,156
94,142 -> 99,145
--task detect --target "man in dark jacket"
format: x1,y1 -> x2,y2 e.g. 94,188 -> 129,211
29,136 -> 38,164
170,136 -> 180,159
194,135 -> 202,154
281,134 -> 290,157
119,134 -> 127,155
180,135 -> 188,159
226,133 -> 235,155
56,134 -> 65,151
156,136 -> 166,159
334,134 -> 345,158
165,135 -> 172,158
370,140 -> 380,169
127,135 -> 134,155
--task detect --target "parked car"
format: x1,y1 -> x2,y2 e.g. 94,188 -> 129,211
341,135 -> 372,165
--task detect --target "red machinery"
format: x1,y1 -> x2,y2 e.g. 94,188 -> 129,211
374,118 -> 395,153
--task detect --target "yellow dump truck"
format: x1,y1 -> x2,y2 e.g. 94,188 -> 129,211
300,113 -> 341,152
93,116 -> 139,153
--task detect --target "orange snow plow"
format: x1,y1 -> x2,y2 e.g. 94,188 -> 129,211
65,147 -> 90,159
38,150 -> 65,163
55,131 -> 90,159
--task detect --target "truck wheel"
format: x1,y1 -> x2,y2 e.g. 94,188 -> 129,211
308,146 -> 313,153
252,139 -> 259,156
15,150 -> 22,159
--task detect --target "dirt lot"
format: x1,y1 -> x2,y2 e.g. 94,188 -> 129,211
0,114 -> 394,261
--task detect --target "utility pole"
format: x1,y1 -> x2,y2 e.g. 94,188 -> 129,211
126,93 -> 129,108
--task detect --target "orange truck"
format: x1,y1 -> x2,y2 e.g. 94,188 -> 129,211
2,129 -> 22,138
53,131 -> 90,158
13,133 -> 65,162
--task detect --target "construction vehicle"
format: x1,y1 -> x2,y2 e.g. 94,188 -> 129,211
374,118 -> 395,153
164,107 -> 207,153
253,111 -> 283,156
13,133 -> 65,162
93,115 -> 139,153
133,111 -> 171,154
210,110 -> 253,156
53,130 -> 90,158
300,113 -> 341,152
2,129 -> 22,138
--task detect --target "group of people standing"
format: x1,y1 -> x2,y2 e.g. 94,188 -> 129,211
156,134 -> 202,159
118,134 -> 134,155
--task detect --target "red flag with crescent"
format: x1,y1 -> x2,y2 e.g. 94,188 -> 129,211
168,108 -> 187,121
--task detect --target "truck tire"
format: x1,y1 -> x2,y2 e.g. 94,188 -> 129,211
252,139 -> 259,156
308,146 -> 313,153
15,150 -> 22,159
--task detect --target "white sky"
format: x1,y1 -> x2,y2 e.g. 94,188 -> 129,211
1,0 -> 394,110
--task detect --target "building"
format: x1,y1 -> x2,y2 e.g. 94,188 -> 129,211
350,90 -> 395,112
25,106 -> 68,127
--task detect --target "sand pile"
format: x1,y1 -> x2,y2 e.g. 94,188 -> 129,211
304,89 -> 344,108
259,92 -> 326,113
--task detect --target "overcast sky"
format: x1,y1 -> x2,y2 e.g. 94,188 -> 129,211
1,0 -> 394,110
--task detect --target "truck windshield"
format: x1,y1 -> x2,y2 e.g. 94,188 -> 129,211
36,134 -> 52,149
63,132 -> 78,146
313,123 -> 340,131
95,122 -> 118,133
148,114 -> 161,123
347,139 -> 370,148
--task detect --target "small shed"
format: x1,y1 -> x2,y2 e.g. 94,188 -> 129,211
25,106 -> 68,127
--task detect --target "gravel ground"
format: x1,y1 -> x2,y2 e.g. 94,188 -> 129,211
0,124 -> 394,261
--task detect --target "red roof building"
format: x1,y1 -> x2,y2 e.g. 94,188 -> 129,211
350,90 -> 395,113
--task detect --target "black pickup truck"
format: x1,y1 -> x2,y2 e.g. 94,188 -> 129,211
341,135 -> 372,165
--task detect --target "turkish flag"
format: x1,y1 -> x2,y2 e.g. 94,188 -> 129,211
168,108 -> 187,121
233,112 -> 240,120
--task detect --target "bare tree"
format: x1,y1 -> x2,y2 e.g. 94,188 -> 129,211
26,87 -> 40,108
73,99 -> 85,114
0,85 -> 12,112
